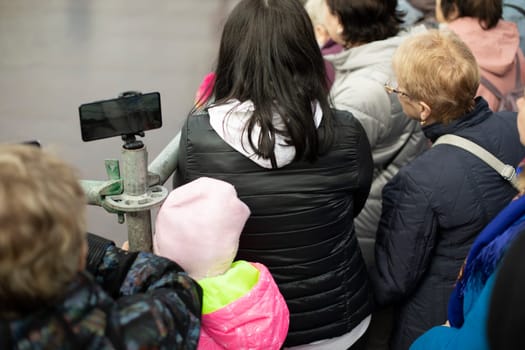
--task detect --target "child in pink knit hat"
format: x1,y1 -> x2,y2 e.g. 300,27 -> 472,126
154,177 -> 289,350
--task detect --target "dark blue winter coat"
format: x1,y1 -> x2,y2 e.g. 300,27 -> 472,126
372,98 -> 525,350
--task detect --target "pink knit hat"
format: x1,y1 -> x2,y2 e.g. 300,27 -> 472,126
154,177 -> 250,280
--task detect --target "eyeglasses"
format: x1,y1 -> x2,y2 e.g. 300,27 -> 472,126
384,83 -> 411,99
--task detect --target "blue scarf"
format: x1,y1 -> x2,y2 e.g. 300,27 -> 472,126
448,194 -> 525,327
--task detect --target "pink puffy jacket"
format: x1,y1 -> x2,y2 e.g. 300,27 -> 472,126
447,17 -> 525,111
198,262 -> 289,350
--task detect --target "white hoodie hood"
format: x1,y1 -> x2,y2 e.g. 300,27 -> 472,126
208,100 -> 323,169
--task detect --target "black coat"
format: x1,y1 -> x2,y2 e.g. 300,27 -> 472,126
175,108 -> 374,346
372,98 -> 525,350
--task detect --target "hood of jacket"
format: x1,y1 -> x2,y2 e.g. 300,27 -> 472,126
446,17 -> 521,77
208,99 -> 322,169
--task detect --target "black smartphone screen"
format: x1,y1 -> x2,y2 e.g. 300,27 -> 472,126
79,92 -> 162,142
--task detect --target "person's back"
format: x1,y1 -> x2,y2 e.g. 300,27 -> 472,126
174,0 -> 375,347
383,108 -> 524,348
177,109 -> 373,347
0,145 -> 202,349
408,90 -> 525,350
6,243 -> 201,349
437,0 -> 525,111
321,0 -> 429,270
410,193 -> 525,350
371,30 -> 525,350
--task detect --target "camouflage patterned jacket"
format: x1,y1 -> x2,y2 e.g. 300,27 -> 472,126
0,234 -> 202,349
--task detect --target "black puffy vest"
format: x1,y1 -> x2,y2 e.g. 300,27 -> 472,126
175,109 -> 374,346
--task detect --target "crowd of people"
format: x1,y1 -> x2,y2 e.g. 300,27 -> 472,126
1,0 -> 525,349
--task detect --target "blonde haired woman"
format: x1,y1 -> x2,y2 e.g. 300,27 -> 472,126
372,29 -> 525,350
410,94 -> 525,350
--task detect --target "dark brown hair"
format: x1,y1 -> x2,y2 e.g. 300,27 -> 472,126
211,0 -> 334,164
439,0 -> 502,30
326,0 -> 404,44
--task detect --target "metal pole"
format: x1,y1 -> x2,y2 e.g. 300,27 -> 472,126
148,131 -> 180,185
121,144 -> 152,252
80,132 -> 177,252
126,211 -> 152,252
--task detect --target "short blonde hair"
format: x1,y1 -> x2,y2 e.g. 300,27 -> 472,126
0,145 -> 86,316
393,29 -> 480,124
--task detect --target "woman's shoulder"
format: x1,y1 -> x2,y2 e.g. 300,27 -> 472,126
187,109 -> 210,120
329,108 -> 367,130
183,110 -> 213,131
330,107 -> 354,119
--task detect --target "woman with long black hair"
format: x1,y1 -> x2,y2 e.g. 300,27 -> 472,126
174,0 -> 374,348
